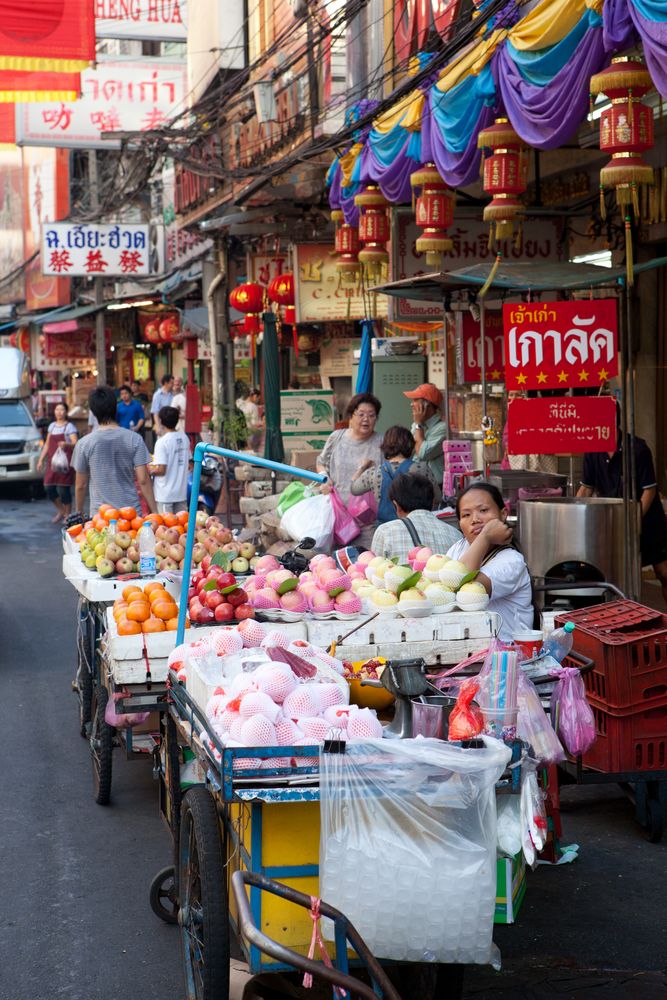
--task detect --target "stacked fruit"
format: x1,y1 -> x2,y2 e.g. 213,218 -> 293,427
190,514 -> 258,574
187,555 -> 256,625
350,549 -> 488,612
111,582 -> 190,635
243,553 -> 362,617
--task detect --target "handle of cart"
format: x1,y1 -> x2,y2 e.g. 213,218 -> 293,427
532,579 -> 628,601
231,870 -> 402,1000
177,443 -> 327,644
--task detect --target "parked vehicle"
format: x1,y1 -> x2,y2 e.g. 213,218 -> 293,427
0,347 -> 43,495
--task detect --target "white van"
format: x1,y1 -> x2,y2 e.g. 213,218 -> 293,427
0,347 -> 42,493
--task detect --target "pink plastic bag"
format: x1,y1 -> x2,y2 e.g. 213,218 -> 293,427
549,667 -> 596,756
348,491 -> 378,526
104,690 -> 150,730
330,489 -> 359,545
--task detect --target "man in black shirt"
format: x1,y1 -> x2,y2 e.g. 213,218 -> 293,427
577,435 -> 667,602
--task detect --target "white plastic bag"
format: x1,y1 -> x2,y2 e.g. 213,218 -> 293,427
319,736 -> 510,968
51,444 -> 70,473
280,493 -> 334,551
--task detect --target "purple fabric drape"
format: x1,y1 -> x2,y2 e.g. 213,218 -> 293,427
493,29 -> 609,148
363,139 -> 416,204
602,0 -> 637,50
629,4 -> 667,96
426,95 -> 495,188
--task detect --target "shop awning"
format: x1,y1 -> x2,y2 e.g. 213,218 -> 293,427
32,302 -> 105,333
371,257 -> 667,299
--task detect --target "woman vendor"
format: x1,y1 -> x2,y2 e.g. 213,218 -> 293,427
447,483 -> 533,640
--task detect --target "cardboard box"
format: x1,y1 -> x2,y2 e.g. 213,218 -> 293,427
282,431 -> 330,453
288,449 -> 320,473
494,853 -> 527,924
280,390 -> 335,434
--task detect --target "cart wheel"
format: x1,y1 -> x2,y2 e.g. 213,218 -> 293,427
178,787 -> 229,1000
150,866 -> 179,925
645,798 -> 663,844
77,661 -> 94,738
90,685 -> 114,806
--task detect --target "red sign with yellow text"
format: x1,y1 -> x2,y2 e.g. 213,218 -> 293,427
503,299 -> 618,390
458,310 -> 504,383
507,395 -> 617,455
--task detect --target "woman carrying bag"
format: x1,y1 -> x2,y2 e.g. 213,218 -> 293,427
37,402 -> 78,523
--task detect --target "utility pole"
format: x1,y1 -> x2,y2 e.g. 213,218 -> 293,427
88,150 -> 107,386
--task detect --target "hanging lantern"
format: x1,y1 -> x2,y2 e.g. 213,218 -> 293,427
590,57 -> 654,222
353,185 -> 390,279
477,118 -> 529,244
331,209 -> 361,284
8,328 -> 30,353
230,282 -> 264,358
144,320 -> 161,344
158,316 -> 181,343
267,272 -> 294,308
410,164 -> 455,268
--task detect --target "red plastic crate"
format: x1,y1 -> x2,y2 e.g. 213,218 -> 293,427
582,702 -> 667,773
555,602 -> 667,710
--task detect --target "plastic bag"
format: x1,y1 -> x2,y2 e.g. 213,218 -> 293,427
319,737 -> 510,967
330,488 -> 359,545
517,672 -> 565,764
104,690 -> 150,729
277,481 -> 309,518
496,795 -> 522,858
51,444 -> 70,473
280,493 -> 334,551
550,667 -> 596,756
520,759 -> 548,866
347,490 -> 378,526
448,677 -> 484,741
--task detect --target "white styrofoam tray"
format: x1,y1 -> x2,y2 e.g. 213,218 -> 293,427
305,611 -> 499,649
62,554 -> 181,605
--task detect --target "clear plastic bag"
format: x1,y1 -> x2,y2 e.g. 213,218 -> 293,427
520,759 -> 548,866
280,493 -> 334,550
496,795 -> 522,858
448,677 -> 484,740
517,672 -> 565,764
50,444 -> 70,473
104,690 -> 150,729
319,737 -> 510,967
550,667 -> 596,756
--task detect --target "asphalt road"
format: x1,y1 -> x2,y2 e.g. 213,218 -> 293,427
1,493 -> 666,1000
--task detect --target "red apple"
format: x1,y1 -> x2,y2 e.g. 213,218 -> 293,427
214,603 -> 235,622
187,587 -> 197,602
189,599 -> 203,619
227,588 -> 248,607
235,603 -> 255,620
201,556 -> 211,572
207,565 -> 224,578
196,606 -> 215,623
216,572 -> 237,592
205,591 -> 225,610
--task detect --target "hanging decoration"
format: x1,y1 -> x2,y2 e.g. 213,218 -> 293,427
267,272 -> 298,357
331,209 -> 361,285
229,282 -> 265,358
477,118 -> 529,245
158,316 -> 181,343
410,163 -> 455,268
353,185 -> 390,280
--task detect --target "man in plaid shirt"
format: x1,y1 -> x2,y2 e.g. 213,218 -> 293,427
371,473 -> 462,562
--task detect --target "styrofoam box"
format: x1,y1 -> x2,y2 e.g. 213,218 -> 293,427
331,635 -> 491,665
307,611 -> 498,650
62,554 -> 181,605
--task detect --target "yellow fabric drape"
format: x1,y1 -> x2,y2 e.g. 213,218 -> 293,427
340,143 -> 363,187
508,0 -> 589,50
0,89 -> 78,102
373,91 -> 424,134
436,30 -> 506,92
0,57 -> 90,72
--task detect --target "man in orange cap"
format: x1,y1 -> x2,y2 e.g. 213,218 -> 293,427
403,382 -> 447,485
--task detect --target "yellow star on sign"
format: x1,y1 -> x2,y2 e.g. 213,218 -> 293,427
490,369 -> 502,380
598,368 -> 609,381
578,369 -> 589,382
516,372 -> 527,386
536,371 -> 548,385
557,370 -> 568,383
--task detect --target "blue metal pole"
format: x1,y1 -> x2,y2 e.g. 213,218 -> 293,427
176,443 -> 326,644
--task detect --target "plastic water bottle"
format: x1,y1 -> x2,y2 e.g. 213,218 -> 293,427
107,518 -> 117,541
541,622 -> 575,662
138,521 -> 157,576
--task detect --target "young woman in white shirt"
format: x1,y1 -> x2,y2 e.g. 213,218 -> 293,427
447,483 -> 533,640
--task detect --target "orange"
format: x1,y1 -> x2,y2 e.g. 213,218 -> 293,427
131,516 -> 143,531
67,524 -> 83,537
144,513 -> 163,527
143,581 -> 165,595
118,619 -> 141,635
152,600 -> 178,621
126,603 -> 151,622
126,591 -> 151,606
175,524 -> 186,535
142,617 -> 166,633
162,513 -> 178,527
176,510 -> 189,525
98,504 -> 111,517
116,518 -> 131,532
121,584 -> 142,601
102,507 -> 120,522
148,587 -> 168,603
93,516 -> 106,530
166,617 -> 179,630
119,506 -> 137,521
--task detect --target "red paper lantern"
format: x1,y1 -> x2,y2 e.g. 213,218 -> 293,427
144,320 -> 161,344
159,316 -> 180,342
410,163 -> 455,268
590,58 -> 654,221
354,185 -> 390,278
229,282 -> 264,314
477,118 -> 529,243
8,328 -> 30,353
267,272 -> 294,307
331,208 -> 361,283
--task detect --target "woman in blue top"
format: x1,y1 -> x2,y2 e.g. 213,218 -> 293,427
350,425 -> 441,524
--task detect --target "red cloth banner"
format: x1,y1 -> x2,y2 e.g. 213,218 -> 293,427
503,299 -> 618,390
0,1 -> 95,70
0,68 -> 80,101
459,309 -> 504,382
507,395 -> 617,455
0,101 -> 13,142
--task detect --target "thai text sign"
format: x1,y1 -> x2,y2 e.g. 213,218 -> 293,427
15,60 -> 186,150
42,223 -> 163,276
294,243 -> 388,322
507,396 -> 617,455
95,0 -> 187,40
457,310 -> 504,383
503,299 -> 618,390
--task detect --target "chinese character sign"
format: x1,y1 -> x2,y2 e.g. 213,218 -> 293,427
458,310 -> 504,383
16,60 -> 186,150
95,0 -> 188,41
503,299 -> 618,390
507,396 -> 617,455
42,224 -> 163,277
294,243 -> 388,323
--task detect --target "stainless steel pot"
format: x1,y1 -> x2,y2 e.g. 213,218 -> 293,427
410,695 -> 456,740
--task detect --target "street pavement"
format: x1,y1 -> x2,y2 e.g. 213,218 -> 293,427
1,492 -> 666,1000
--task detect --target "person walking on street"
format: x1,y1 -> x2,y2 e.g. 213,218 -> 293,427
71,386 -> 157,516
116,384 -> 145,433
150,374 -> 174,441
171,376 -> 186,433
37,402 -> 78,523
149,405 -> 190,514
403,383 -> 447,486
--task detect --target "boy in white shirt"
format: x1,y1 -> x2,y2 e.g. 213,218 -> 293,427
149,405 -> 190,513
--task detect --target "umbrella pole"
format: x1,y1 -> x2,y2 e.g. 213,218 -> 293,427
480,298 -> 488,477
442,299 -> 450,441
